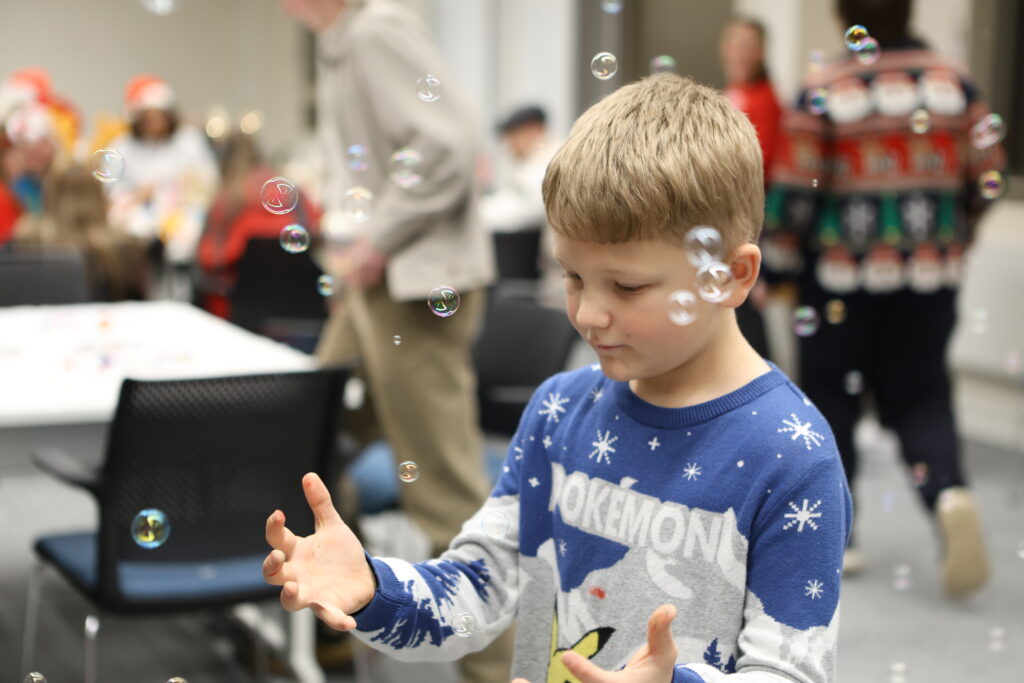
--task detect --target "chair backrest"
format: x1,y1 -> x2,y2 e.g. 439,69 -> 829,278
95,369 -> 347,607
0,247 -> 90,306
229,238 -> 327,334
493,228 -> 542,281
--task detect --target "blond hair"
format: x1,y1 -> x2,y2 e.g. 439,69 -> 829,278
543,74 -> 764,254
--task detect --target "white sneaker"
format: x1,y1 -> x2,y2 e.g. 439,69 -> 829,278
936,487 -> 989,598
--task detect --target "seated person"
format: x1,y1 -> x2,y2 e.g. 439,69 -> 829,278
264,75 -> 851,683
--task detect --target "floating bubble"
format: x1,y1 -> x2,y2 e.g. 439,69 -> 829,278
89,149 -> 125,183
910,462 -> 929,487
140,0 -> 182,16
1005,349 -> 1021,375
825,298 -> 846,324
807,87 -> 828,115
844,24 -> 870,51
855,37 -> 880,65
601,0 -> 623,14
808,49 -> 826,73
23,674 -> 47,683
909,109 -> 931,134
481,511 -> 510,538
684,225 -> 724,266
316,274 -> 335,297
892,564 -> 912,591
261,176 -> 299,215
666,290 -> 698,326
279,224 -> 310,254
131,508 -> 170,549
416,74 -> 444,103
392,335 -> 402,346
988,626 -> 1006,653
844,370 -> 864,395
388,148 -> 423,189
649,55 -> 677,74
346,144 -> 369,172
398,460 -> 419,483
428,285 -> 461,317
591,52 -> 619,80
979,170 -> 1005,200
343,186 -> 374,222
888,661 -> 909,683
451,611 -> 477,637
971,113 -> 1006,150
695,262 -> 734,303
970,307 -> 988,334
793,306 -> 820,337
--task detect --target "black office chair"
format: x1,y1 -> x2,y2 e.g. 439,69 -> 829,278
22,368 -> 349,682
229,238 -> 328,353
473,297 -> 579,436
493,228 -> 542,280
0,246 -> 90,306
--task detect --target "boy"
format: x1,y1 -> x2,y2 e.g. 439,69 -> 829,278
264,74 -> 852,682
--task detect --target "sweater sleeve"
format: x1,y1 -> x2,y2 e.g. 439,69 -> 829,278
673,457 -> 852,683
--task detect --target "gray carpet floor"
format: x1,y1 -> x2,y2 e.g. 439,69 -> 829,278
1,420 -> 1021,683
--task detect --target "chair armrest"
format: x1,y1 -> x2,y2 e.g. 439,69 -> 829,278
32,448 -> 102,495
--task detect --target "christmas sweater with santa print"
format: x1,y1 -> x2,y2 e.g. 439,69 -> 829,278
763,40 -> 1007,295
350,363 -> 853,683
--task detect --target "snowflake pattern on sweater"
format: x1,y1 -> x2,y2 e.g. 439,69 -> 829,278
351,364 -> 852,683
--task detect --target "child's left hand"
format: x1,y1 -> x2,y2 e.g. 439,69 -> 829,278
513,604 -> 679,683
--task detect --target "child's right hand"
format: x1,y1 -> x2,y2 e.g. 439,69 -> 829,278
263,472 -> 377,631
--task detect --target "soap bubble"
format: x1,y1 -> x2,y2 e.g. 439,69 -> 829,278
591,52 -> 619,80
971,113 -> 1006,150
1006,349 -> 1021,375
909,109 -> 931,134
481,511 -> 510,538
428,285 -> 460,317
316,274 -> 335,297
988,627 -> 1006,653
343,186 -> 374,222
452,611 -> 476,637
261,176 -> 299,215
131,508 -> 170,549
695,262 -> 734,303
398,460 -> 419,483
892,564 -> 912,591
855,37 -> 880,65
888,661 -> 909,683
167,678 -> 189,683
807,87 -> 828,115
23,674 -> 47,683
89,149 -> 126,183
667,290 -> 698,326
979,170 -> 1005,200
808,49 -> 826,73
392,335 -> 402,346
388,148 -> 423,189
601,0 -> 623,14
416,74 -> 444,103
346,144 -> 369,172
970,307 -> 988,334
684,226 -> 724,266
844,24 -> 870,51
140,0 -> 181,16
844,370 -> 864,395
279,224 -> 310,254
649,55 -> 677,74
825,299 -> 846,324
793,306 -> 820,337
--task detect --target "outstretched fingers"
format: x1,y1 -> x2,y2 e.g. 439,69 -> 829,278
645,604 -> 678,664
311,600 -> 358,632
262,549 -> 292,585
265,509 -> 298,554
302,472 -> 343,529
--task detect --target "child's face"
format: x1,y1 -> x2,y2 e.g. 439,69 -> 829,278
553,234 -> 726,385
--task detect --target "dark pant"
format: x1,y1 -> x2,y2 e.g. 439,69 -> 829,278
798,278 -> 966,513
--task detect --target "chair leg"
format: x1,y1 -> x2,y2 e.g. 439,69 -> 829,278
20,559 -> 43,678
288,610 -> 325,683
84,614 -> 100,683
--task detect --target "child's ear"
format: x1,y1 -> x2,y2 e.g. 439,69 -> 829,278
722,243 -> 761,309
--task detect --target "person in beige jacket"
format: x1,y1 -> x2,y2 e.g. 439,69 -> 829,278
282,0 -> 510,681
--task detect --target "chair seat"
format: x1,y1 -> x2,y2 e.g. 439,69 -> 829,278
36,532 -> 274,606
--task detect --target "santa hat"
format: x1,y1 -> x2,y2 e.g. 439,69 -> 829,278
125,74 -> 175,114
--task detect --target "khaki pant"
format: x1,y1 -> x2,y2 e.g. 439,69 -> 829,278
316,283 -> 514,683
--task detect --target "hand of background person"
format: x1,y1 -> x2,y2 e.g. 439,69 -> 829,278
263,472 -> 377,631
512,604 -> 679,683
337,238 -> 387,289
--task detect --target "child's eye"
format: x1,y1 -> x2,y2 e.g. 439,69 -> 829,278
616,283 -> 647,293
562,272 -> 582,282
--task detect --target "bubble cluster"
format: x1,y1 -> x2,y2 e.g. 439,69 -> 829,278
416,74 -> 444,103
666,290 -> 698,326
844,24 -> 870,51
279,224 -> 310,254
971,113 -> 1006,150
451,611 -> 477,637
89,149 -> 125,183
388,148 -> 424,189
825,299 -> 846,325
481,511 -> 510,538
428,285 -> 461,317
343,186 -> 374,222
844,370 -> 864,395
855,37 -> 880,66
979,170 -> 1005,200
909,109 -> 931,135
695,262 -> 734,303
684,226 -> 724,266
601,0 -> 623,14
793,306 -> 820,337
131,508 -> 170,549
398,460 -> 419,483
807,87 -> 828,115
316,274 -> 335,297
892,563 -> 912,591
649,55 -> 677,75
346,144 -> 369,172
591,52 -> 619,80
261,177 -> 299,215
392,335 -> 402,346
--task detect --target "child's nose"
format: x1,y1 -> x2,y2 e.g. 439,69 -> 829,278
575,292 -> 610,329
